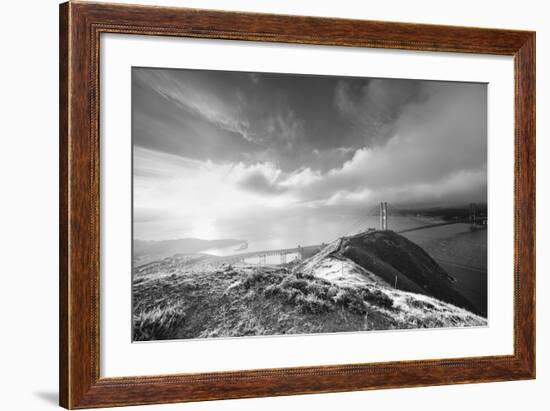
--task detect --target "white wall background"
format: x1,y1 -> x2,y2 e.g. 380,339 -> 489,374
0,0 -> 546,410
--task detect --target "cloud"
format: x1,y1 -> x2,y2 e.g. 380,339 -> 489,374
264,108 -> 304,147
133,147 -> 298,240
133,68 -> 314,170
237,172 -> 284,195
288,81 -> 487,204
133,68 -> 434,175
334,78 -> 425,147
134,69 -> 255,143
234,162 -> 286,195
132,69 -> 487,241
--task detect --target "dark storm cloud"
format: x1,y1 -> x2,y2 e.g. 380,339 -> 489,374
132,68 -> 430,173
302,82 -> 487,198
133,69 -> 256,163
265,82 -> 486,208
334,78 -> 427,147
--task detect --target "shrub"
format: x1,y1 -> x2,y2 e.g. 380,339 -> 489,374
408,299 -> 435,311
298,294 -> 332,314
332,289 -> 367,315
241,270 -> 283,290
133,304 -> 186,341
360,288 -> 394,309
249,270 -> 385,318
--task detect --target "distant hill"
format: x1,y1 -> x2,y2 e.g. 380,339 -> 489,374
133,238 -> 245,265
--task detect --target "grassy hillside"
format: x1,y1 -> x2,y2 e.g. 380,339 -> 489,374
133,234 -> 486,341
300,230 -> 480,315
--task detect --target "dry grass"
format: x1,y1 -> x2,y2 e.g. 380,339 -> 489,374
133,265 -> 398,341
132,240 -> 487,342
133,304 -> 187,340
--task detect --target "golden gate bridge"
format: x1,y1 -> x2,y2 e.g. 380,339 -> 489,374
216,202 -> 487,267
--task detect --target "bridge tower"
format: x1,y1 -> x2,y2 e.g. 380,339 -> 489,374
469,203 -> 477,229
379,202 -> 388,230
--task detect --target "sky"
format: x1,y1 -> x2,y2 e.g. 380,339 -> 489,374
132,67 -> 487,243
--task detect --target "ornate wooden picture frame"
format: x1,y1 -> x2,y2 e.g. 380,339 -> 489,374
59,1 -> 535,408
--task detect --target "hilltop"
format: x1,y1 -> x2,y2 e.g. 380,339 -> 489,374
133,230 -> 486,341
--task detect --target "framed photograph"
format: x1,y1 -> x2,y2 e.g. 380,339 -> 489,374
59,2 -> 535,409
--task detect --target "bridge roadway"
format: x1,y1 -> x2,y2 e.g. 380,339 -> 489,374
215,218 -> 487,268
215,242 -> 485,273
396,217 -> 486,234
212,243 -> 326,264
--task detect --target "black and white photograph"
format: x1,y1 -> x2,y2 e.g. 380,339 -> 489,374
131,67 -> 488,342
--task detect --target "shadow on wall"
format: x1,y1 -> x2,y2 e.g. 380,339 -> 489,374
34,391 -> 58,406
